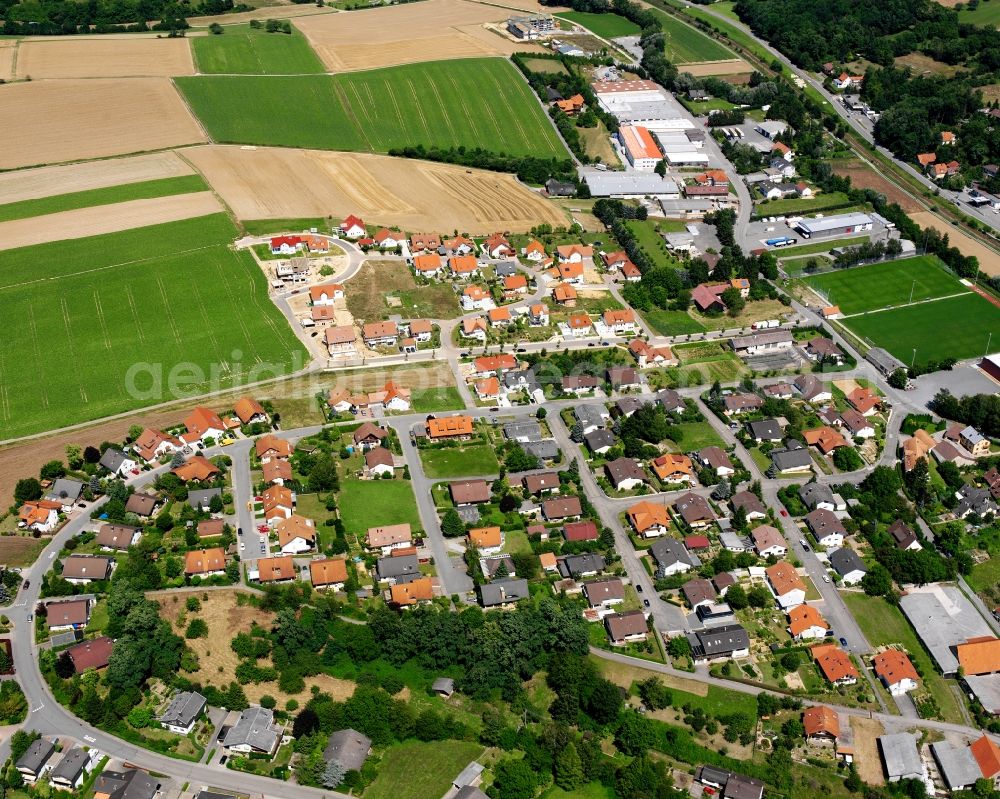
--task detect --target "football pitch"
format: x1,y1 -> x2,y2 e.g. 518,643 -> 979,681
176,58 -> 569,159
801,256 -> 964,315
0,214 -> 307,439
844,292 -> 1000,365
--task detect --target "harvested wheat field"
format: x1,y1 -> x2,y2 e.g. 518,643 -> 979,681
294,0 -> 547,71
0,151 -> 194,205
16,37 -> 194,79
0,192 -> 222,251
0,79 -> 207,170
909,211 -> 1000,276
681,58 -> 751,76
0,42 -> 15,82
186,145 -> 567,232
832,158 -> 922,212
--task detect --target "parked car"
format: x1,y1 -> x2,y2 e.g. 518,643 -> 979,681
839,637 -> 848,647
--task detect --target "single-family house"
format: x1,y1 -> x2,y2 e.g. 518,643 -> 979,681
789,604 -> 829,640
766,561 -> 806,609
829,547 -> 867,585
310,558 -> 349,591
627,500 -> 671,538
673,491 -> 716,528
872,650 -> 919,695
604,610 -> 648,646
805,508 -> 846,549
752,524 -> 787,557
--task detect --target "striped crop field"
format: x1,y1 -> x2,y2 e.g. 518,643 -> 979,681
175,58 -> 569,159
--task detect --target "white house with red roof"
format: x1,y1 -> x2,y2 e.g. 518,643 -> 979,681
339,215 -> 366,239
373,229 -> 402,249
270,236 -> 302,255
483,233 -> 514,259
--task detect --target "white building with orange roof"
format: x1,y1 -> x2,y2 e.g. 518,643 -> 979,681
522,240 -> 547,261
276,514 -> 316,555
463,285 -> 495,312
309,283 -> 343,306
529,303 -> 550,326
413,253 -> 443,278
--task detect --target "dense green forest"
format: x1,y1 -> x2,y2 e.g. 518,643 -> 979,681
0,0 -> 244,35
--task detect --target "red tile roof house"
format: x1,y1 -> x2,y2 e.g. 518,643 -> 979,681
339,215 -> 366,238
270,235 -> 302,255
564,520 -> 599,542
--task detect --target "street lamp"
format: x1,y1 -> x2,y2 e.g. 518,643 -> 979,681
911,348 -> 917,368
986,332 -> 993,358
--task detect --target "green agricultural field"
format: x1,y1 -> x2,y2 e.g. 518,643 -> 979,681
648,7 -> 736,62
337,479 -> 421,538
0,175 -> 208,223
176,58 -> 568,159
365,741 -> 484,799
0,214 -> 306,438
419,444 -> 500,479
556,10 -> 642,38
192,24 -> 326,74
774,236 -> 870,258
801,256 -> 963,315
625,219 -> 684,270
843,292 -> 1000,366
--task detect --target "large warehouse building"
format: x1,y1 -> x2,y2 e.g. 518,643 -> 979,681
618,125 -> 662,171
793,212 -> 873,239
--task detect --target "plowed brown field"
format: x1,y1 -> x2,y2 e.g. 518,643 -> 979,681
0,152 -> 194,205
832,158 -> 922,212
0,79 -> 207,169
0,42 -> 14,81
185,145 -> 567,232
909,211 -> 1000,276
15,37 -> 194,78
294,0 -> 549,71
0,192 -> 223,251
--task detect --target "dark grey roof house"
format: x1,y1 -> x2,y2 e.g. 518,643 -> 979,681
222,706 -> 282,754
16,738 -> 55,781
188,487 -> 222,511
94,769 -> 159,799
50,747 -> 91,789
478,578 -> 530,608
558,553 -> 606,578
324,728 -> 372,772
158,690 -> 206,734
377,554 -> 420,583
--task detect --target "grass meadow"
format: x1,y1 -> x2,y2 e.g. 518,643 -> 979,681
337,479 -> 422,538
176,58 -> 568,159
0,175 -> 208,223
191,24 -> 326,74
556,10 -> 642,37
365,741 -> 484,799
843,292 -> 1000,364
801,256 -> 962,314
419,444 -> 500,479
1,214 -> 306,438
648,7 -> 736,62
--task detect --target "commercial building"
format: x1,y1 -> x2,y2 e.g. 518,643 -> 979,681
583,172 -> 680,198
793,212 -> 873,239
618,125 -> 662,171
898,586 -> 994,675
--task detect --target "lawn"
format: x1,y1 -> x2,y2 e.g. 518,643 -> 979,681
965,555 -> 1000,594
959,1 -> 1000,27
842,292 -> 1000,365
673,421 -> 724,450
176,58 -> 568,159
0,536 -> 48,568
419,444 -> 500,479
0,175 -> 208,223
625,219 -> 684,270
191,24 -> 326,74
648,7 -> 737,62
0,213 -> 307,439
638,308 -> 706,336
364,741 -> 484,799
842,592 -> 966,724
346,260 -> 460,321
241,217 -> 330,235
556,10 -> 641,38
337,479 -> 421,538
752,191 -> 855,219
541,783 -> 617,799
801,256 -> 963,315
658,0 -> 773,65
410,386 -> 466,413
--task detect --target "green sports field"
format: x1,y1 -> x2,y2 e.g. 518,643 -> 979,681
0,214 -> 307,438
556,11 -> 642,38
843,292 -> 1000,365
191,24 -> 326,74
0,175 -> 208,223
648,7 -> 736,62
176,58 -> 569,159
801,256 -> 964,315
